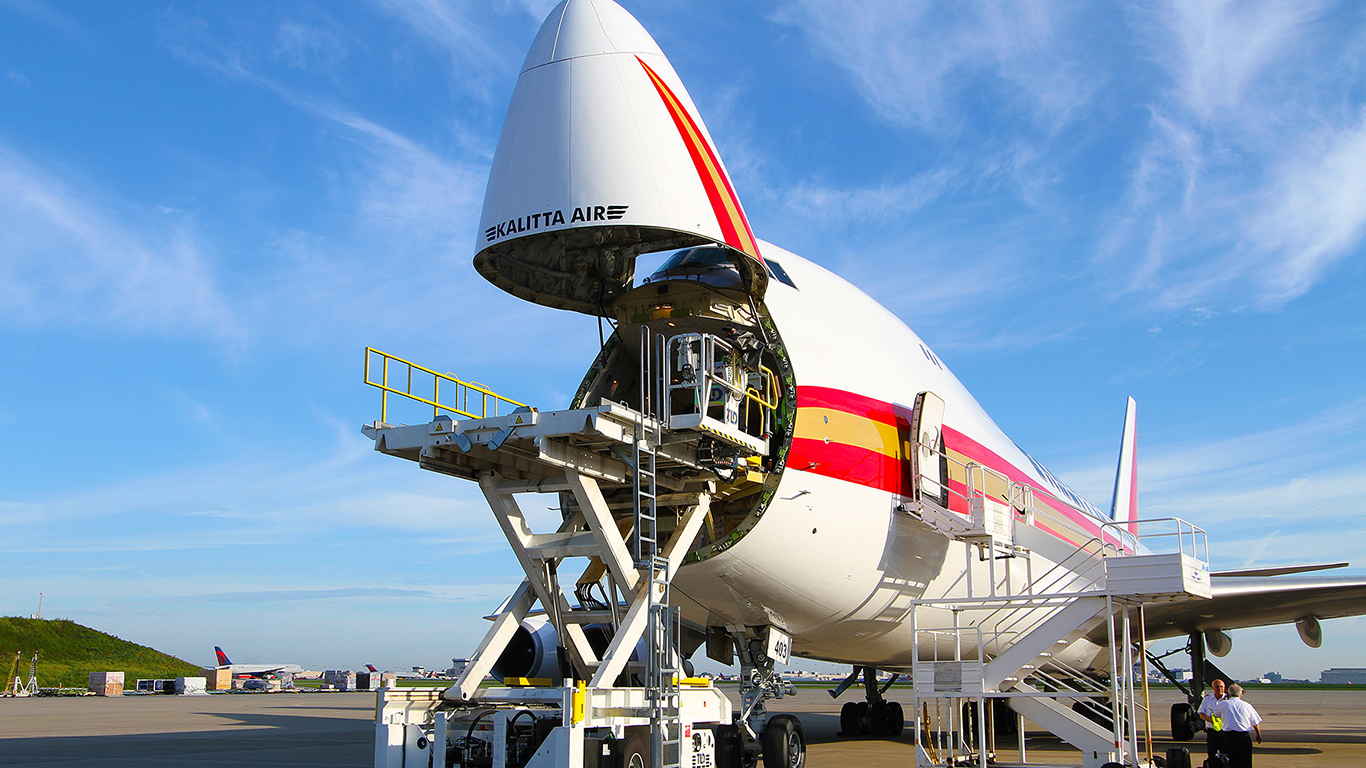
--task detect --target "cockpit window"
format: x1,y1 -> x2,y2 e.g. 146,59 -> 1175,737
646,246 -> 743,290
765,258 -> 797,289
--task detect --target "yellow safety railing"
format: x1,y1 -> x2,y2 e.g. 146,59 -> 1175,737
364,347 -> 526,423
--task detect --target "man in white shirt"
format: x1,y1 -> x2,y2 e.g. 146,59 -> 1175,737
1197,678 -> 1227,763
1213,684 -> 1263,768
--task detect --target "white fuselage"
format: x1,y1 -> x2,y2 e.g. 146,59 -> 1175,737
671,241 -> 1116,671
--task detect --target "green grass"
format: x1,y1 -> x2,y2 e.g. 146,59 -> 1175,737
0,617 -> 201,689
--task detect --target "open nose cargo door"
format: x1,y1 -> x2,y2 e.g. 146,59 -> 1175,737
474,0 -> 767,316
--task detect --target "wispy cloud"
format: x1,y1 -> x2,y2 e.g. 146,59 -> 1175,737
773,0 -> 1095,136
0,143 -> 239,338
1106,0 -> 1366,310
1057,399 -> 1366,566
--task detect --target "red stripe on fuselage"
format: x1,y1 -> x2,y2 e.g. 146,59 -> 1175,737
793,385 -> 1109,547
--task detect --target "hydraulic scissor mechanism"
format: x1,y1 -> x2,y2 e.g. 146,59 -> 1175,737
364,297 -> 799,768
829,666 -> 906,737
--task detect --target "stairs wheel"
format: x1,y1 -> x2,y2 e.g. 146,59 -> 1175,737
839,701 -> 859,736
762,715 -> 805,768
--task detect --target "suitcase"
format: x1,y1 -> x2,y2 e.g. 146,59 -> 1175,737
1166,746 -> 1192,768
1205,753 -> 1232,768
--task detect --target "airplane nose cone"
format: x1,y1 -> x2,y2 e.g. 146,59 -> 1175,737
521,0 -> 664,72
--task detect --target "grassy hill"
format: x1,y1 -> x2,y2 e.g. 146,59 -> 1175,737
0,617 -> 201,689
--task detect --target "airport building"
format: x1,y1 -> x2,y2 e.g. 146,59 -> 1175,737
1321,668 -> 1366,684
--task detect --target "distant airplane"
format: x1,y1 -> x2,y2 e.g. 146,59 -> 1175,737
366,664 -> 379,673
213,646 -> 304,679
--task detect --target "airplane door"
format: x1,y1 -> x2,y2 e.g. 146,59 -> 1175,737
909,391 -> 946,505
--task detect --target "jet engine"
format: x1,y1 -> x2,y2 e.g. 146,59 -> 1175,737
491,616 -> 649,682
1203,629 -> 1233,657
1297,616 -> 1323,648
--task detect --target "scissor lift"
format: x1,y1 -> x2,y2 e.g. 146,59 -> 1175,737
364,335 -> 777,768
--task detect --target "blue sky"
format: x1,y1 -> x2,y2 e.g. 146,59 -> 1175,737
2,0 -> 1364,680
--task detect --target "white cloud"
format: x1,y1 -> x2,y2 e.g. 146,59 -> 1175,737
1104,0 -> 1366,311
0,143 -> 239,338
774,0 -> 1094,135
1055,399 -> 1366,567
272,20 -> 349,72
1155,0 -> 1330,124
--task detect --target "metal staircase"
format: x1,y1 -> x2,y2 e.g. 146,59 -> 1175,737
900,419 -> 1211,768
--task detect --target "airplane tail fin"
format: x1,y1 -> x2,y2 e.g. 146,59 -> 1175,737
215,646 -> 231,666
366,664 -> 378,673
1110,397 -> 1139,535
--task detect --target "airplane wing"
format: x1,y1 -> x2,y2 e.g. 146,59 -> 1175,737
1095,574 -> 1366,642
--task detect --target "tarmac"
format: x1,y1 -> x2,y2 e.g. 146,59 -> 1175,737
0,686 -> 1362,767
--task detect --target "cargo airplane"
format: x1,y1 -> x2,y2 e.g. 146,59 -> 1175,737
365,1 -> 1366,766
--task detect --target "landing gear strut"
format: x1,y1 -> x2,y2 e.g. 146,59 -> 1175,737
1147,632 -> 1233,741
832,666 -> 905,737
731,627 -> 805,768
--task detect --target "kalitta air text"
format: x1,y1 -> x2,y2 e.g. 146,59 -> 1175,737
485,205 -> 629,243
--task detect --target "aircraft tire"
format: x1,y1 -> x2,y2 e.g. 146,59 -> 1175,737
621,731 -> 650,768
839,701 -> 859,736
1170,703 -> 1194,742
762,715 -> 805,768
870,701 -> 888,735
885,701 -> 905,736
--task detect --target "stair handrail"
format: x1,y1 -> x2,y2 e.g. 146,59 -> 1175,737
363,347 -> 526,423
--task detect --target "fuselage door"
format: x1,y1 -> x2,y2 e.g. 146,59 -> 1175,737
909,391 -> 946,505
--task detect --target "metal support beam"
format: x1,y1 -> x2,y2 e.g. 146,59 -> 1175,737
480,472 -> 600,679
589,494 -> 711,688
445,581 -> 534,702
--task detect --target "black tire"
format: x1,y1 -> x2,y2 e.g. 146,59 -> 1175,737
716,724 -> 745,768
839,701 -> 859,736
1073,700 -> 1112,728
622,731 -> 650,768
762,715 -> 806,768
886,701 -> 905,737
1171,703 -> 1194,742
992,699 -> 1019,737
871,701 -> 889,736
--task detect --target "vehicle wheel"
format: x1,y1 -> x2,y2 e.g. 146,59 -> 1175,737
885,701 -> 905,736
839,701 -> 859,736
622,731 -> 650,768
1170,703 -> 1194,742
716,724 -> 745,768
762,715 -> 805,768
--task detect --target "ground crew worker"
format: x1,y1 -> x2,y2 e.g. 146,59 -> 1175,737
1198,677 -> 1227,763
1213,684 -> 1263,768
